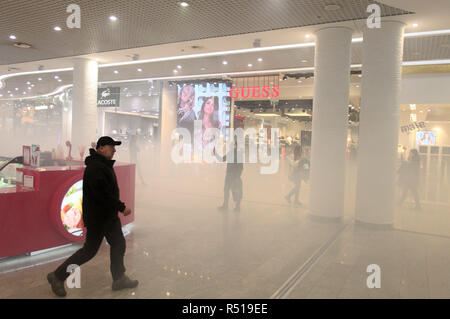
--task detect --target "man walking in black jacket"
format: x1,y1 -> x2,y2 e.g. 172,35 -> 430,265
47,136 -> 138,297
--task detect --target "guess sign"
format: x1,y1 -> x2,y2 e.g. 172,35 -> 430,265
229,86 -> 280,99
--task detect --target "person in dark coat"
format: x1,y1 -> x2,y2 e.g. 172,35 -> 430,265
285,145 -> 309,206
217,141 -> 244,212
398,148 -> 421,210
47,136 -> 138,297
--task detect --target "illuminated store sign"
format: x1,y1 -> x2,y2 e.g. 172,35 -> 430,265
98,87 -> 120,107
229,86 -> 280,99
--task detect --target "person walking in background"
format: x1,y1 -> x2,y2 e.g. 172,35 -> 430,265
47,136 -> 138,297
217,141 -> 243,212
398,148 -> 422,210
285,144 -> 309,206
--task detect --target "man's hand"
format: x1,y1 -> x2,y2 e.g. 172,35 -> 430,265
123,207 -> 132,216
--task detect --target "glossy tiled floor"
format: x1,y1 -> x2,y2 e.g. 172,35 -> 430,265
1,159 -> 449,299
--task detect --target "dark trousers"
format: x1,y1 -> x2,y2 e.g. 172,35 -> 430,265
54,217 -> 126,281
223,175 -> 243,207
287,179 -> 301,202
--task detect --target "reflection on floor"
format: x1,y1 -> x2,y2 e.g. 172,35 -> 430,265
0,162 -> 449,298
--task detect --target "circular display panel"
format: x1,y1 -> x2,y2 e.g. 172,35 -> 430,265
60,180 -> 84,237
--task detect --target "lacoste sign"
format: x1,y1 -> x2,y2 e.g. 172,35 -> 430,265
97,87 -> 120,107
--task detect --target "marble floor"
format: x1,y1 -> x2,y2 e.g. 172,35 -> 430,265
1,162 -> 449,299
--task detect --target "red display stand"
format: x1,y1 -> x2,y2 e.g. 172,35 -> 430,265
0,163 -> 135,258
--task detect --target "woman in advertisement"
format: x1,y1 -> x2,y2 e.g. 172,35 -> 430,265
177,84 -> 196,124
199,96 -> 222,146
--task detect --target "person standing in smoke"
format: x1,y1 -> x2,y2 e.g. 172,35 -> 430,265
285,144 -> 309,206
47,136 -> 138,297
217,140 -> 244,212
398,148 -> 421,210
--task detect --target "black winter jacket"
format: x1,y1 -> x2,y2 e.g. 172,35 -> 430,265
82,148 -> 126,227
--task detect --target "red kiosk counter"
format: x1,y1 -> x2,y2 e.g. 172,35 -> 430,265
0,163 -> 135,259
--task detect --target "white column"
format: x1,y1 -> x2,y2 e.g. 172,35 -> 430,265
309,27 -> 353,219
356,21 -> 405,225
159,81 -> 177,174
71,58 -> 98,159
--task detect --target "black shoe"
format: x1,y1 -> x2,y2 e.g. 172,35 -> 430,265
47,272 -> 67,297
112,275 -> 139,291
218,205 -> 228,212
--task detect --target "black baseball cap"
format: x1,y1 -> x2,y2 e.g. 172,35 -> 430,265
96,136 -> 122,149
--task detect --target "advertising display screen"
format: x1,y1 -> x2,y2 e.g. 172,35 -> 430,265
416,131 -> 436,147
60,180 -> 84,237
177,82 -> 231,139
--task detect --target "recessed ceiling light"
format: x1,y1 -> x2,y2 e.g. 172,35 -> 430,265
358,74 -> 362,77
38,77 -> 42,81
257,58 -> 263,62
114,70 -> 118,74
248,63 -> 253,67
0,94 -> 2,97
57,79 -> 62,82
180,2 -> 189,7
301,59 -> 308,63
222,61 -> 228,65
173,69 -> 178,73
9,94 -> 13,97
28,87 -> 31,90
137,68 -> 142,72
201,67 -> 206,71
177,65 -> 182,69
412,23 -> 419,28
305,34 -> 311,38
9,35 -> 16,40
298,80 -> 302,83
109,16 -> 117,21
31,84 -> 35,87
26,81 -> 30,85
54,75 -> 59,79
54,26 -> 62,31
15,88 -> 18,91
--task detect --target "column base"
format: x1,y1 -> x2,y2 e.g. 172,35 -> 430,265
355,220 -> 393,230
307,213 -> 343,224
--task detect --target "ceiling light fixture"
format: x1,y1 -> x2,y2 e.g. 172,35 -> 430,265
114,70 -> 118,74
109,16 -> 117,21
305,34 -> 310,38
173,69 -> 178,73
248,63 -> 252,67
38,78 -> 42,81
54,26 -> 62,31
257,58 -> 263,62
9,35 -> 16,40
222,61 -> 228,65
180,2 -> 189,7
177,65 -> 182,69
412,23 -> 419,28
137,68 -> 142,72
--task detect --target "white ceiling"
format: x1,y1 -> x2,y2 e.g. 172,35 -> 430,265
1,0 -> 450,100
